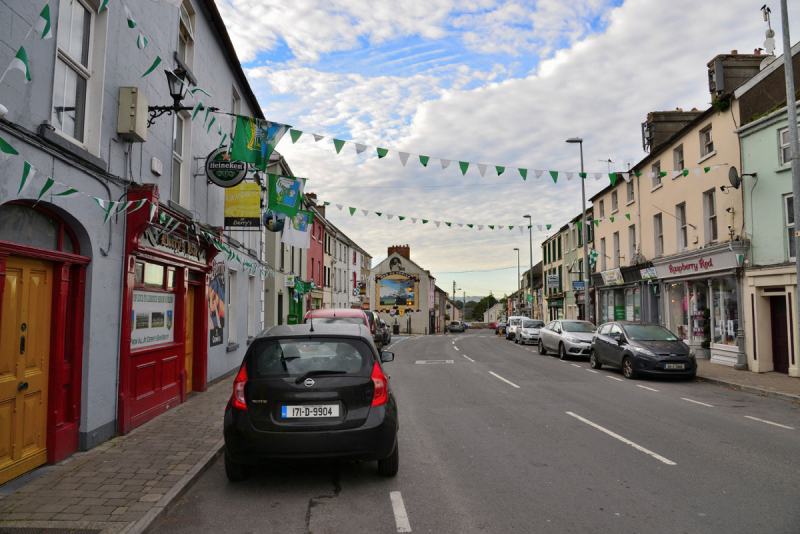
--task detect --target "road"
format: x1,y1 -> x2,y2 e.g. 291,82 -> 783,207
152,330 -> 800,533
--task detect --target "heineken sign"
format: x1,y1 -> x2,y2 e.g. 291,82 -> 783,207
206,147 -> 247,188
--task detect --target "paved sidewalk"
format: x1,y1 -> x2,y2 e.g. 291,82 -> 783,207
0,376 -> 233,534
696,359 -> 800,402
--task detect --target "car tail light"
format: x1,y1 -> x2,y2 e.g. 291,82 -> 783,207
232,364 -> 247,410
370,361 -> 388,407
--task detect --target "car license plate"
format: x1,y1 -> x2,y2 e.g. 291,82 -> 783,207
664,363 -> 685,370
282,405 -> 339,418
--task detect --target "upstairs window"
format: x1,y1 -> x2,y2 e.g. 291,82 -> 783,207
654,214 -> 664,256
652,161 -> 661,188
599,200 -> 605,218
178,2 -> 195,68
53,0 -> 92,143
700,127 -> 714,157
676,203 -> 688,251
786,195 -> 795,261
611,191 -> 618,212
673,144 -> 684,171
704,189 -> 718,244
627,180 -> 635,203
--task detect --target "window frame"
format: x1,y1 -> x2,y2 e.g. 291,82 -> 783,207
613,231 -> 620,268
600,237 -> 606,271
676,202 -> 688,251
700,126 -> 714,157
654,213 -> 664,256
177,1 -> 196,69
599,200 -> 605,218
627,180 -> 635,203
652,161 -> 662,188
628,224 -> 636,264
703,189 -> 718,244
673,144 -> 685,172
786,194 -> 795,261
611,191 -> 618,213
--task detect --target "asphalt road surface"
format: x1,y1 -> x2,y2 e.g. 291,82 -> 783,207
152,330 -> 800,533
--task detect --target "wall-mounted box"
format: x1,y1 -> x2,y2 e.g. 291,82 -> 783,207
117,87 -> 148,142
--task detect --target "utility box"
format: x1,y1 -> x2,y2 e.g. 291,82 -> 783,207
117,87 -> 148,142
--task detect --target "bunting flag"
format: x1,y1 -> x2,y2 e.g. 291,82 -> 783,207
35,177 -> 54,202
420,156 -> 429,167
1,135 -> 19,160
281,211 -> 314,249
477,164 -> 487,177
625,214 -> 631,220
377,148 -> 388,158
141,56 -> 162,77
267,174 -> 305,217
313,134 -> 324,142
355,143 -> 367,154
206,117 -> 215,134
99,0 -> 110,11
398,152 -> 410,166
231,117 -> 289,172
519,169 -> 527,181
349,207 -> 356,215
191,103 -> 204,121
459,161 -> 469,175
440,159 -> 450,169
550,171 -> 558,183
136,34 -> 148,49
5,46 -> 31,83
496,166 -> 505,176
34,4 -> 52,39
149,202 -> 158,221
333,139 -> 345,154
51,186 -> 79,197
18,161 -> 35,194
94,198 -> 117,223
290,130 -> 303,143
190,88 -> 212,98
124,4 -> 137,28
588,247 -> 599,267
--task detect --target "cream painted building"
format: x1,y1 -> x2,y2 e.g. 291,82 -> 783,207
541,225 -> 567,321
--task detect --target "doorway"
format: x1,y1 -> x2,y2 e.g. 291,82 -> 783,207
770,296 -> 790,374
0,256 -> 53,484
185,286 -> 196,393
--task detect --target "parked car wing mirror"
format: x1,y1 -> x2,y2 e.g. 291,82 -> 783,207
381,351 -> 395,363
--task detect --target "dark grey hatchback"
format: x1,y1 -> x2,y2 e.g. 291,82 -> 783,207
223,323 -> 399,481
590,322 -> 697,380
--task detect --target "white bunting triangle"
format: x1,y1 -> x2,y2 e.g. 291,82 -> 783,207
478,225 -> 484,230
411,218 -> 417,224
477,164 -> 487,177
534,170 -> 544,179
537,225 -> 543,231
149,202 -> 158,221
362,209 -> 369,216
387,214 -> 394,219
568,222 -> 574,230
594,173 -> 603,180
313,134 -> 324,142
355,143 -> 367,154
336,204 -> 343,210
398,152 -> 410,166
672,170 -> 681,179
518,227 -> 524,234
648,172 -> 655,178
693,168 -> 701,179
434,221 -> 440,227
622,173 -> 631,182
498,225 -> 504,230
440,159 -> 451,170
457,223 -> 463,227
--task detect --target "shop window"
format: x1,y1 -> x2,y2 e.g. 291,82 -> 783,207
228,270 -> 238,344
700,126 -> 714,157
0,203 -> 78,253
786,195 -> 795,260
600,238 -> 606,271
690,282 -> 709,342
668,283 -> 688,340
144,263 -> 165,289
601,292 -> 609,323
652,161 -> 661,188
676,203 -> 688,251
633,288 -> 641,321
167,268 -> 176,289
704,189 -> 718,244
134,262 -> 144,284
673,144 -> 684,172
712,277 -> 738,346
625,290 -> 634,321
654,214 -> 664,256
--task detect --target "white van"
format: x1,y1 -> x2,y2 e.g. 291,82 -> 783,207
506,316 -> 525,340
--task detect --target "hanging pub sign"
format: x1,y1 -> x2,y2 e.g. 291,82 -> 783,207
141,227 -> 206,263
224,182 -> 261,227
206,147 -> 247,188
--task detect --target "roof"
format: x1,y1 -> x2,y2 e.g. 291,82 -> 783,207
733,41 -> 800,98
255,323 -> 372,341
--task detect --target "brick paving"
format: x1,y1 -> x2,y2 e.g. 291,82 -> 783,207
0,376 -> 233,530
697,359 -> 800,400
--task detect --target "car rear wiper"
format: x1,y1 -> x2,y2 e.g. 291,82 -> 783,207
279,355 -> 299,371
295,370 -> 347,384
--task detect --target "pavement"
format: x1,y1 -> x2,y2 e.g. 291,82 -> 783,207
1,330 -> 798,533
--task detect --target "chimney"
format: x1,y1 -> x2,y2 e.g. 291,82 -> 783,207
642,109 -> 703,153
388,244 -> 410,260
707,52 -> 763,100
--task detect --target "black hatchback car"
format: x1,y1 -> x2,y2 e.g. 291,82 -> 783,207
590,322 -> 697,379
223,324 -> 399,481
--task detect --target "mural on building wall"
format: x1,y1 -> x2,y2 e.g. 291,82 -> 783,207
209,261 -> 226,346
377,272 -> 419,310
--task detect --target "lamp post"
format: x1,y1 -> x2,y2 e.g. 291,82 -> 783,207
147,68 -> 219,127
513,247 -> 520,315
566,137 -> 591,322
524,214 -> 533,317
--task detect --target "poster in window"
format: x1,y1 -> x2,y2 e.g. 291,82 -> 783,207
131,290 -> 175,349
209,261 -> 226,346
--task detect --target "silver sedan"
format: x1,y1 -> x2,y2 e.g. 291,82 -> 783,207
516,319 -> 545,345
538,320 -> 597,360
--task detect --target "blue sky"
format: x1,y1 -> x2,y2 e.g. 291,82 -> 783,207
218,0 -> 800,297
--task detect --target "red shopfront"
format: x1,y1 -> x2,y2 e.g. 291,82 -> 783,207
118,186 -> 219,434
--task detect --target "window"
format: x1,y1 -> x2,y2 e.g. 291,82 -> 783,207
572,227 -> 577,250
171,114 -> 189,205
599,200 -> 605,218
291,246 -> 295,273
177,2 -> 195,68
578,224 -> 583,248
700,126 -> 714,157
628,225 -> 636,264
228,270 -> 238,344
558,265 -> 562,292
611,191 -> 618,212
704,189 -> 718,244
780,128 -> 793,165
353,271 -> 357,289
53,0 -> 93,142
654,214 -> 664,256
673,144 -> 684,171
280,245 -> 285,271
786,195 -> 795,260
230,85 -> 241,135
557,236 -> 562,260
248,276 -> 256,338
353,251 -> 357,264
652,161 -> 662,188
600,238 -> 606,271
0,203 -> 79,254
676,203 -> 688,251
613,232 -> 620,268
712,277 -> 738,346
627,180 -> 635,203
578,259 -> 583,281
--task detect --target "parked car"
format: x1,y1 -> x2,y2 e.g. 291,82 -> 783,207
379,319 -> 392,345
488,322 -> 497,329
463,322 -> 470,329
223,323 -> 399,481
495,323 -> 507,336
449,320 -> 465,332
303,309 -> 382,351
516,319 -> 545,345
506,316 -> 525,340
590,322 -> 697,379
538,320 -> 597,359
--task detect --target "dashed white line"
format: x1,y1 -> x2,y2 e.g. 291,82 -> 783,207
489,371 -> 520,389
571,364 -> 582,368
558,359 -> 569,363
636,385 -> 659,392
586,369 -> 599,374
681,398 -> 714,407
453,346 -> 459,351
607,376 -> 624,381
390,491 -> 412,532
744,416 -> 795,430
462,354 -> 475,362
566,412 -> 676,466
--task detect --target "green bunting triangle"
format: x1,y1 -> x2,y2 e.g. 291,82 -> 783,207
0,135 -> 19,159
659,171 -> 667,178
467,224 -> 473,228
635,173 -> 642,177
610,217 -> 615,222
682,169 -> 689,177
443,222 -> 450,227
375,212 -> 382,217
519,169 -> 527,181
459,162 -> 469,175
398,216 -> 405,221
377,148 -> 388,158
141,56 -> 162,77
191,103 -> 204,121
704,167 -> 711,173
579,172 -> 587,179
550,171 -> 558,183
19,161 -> 33,194
422,219 -> 429,224
324,202 -> 330,206
419,156 -> 429,167
496,166 -> 505,176
508,226 -> 514,230
609,173 -> 617,186
290,130 -> 303,143
349,207 -> 356,215
333,139 -> 345,154
593,220 -> 600,227
36,177 -> 55,201
625,214 -> 631,220
546,224 -> 552,230
52,188 -> 79,197
488,225 -> 494,230
577,221 -> 582,232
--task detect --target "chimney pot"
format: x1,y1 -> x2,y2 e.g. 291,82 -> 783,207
731,50 -> 738,54
754,49 -> 761,55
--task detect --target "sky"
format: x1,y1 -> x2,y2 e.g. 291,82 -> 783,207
217,0 -> 799,298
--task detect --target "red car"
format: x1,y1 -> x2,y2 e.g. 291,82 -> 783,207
303,309 -> 382,350
488,322 -> 497,329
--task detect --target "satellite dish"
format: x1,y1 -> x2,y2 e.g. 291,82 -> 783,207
728,167 -> 742,189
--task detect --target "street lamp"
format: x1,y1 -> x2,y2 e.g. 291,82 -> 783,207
524,214 -> 533,318
566,137 -> 591,322
513,247 -> 520,315
147,67 -> 218,127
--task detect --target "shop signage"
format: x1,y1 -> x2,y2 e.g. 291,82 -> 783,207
206,147 -> 248,188
640,267 -> 657,279
285,276 -> 295,288
576,292 -> 585,304
131,290 -> 175,349
224,182 -> 261,227
601,268 -> 625,286
654,250 -> 739,279
547,274 -> 560,288
209,261 -> 225,347
572,281 -> 585,292
142,227 -> 206,263
547,299 -> 563,308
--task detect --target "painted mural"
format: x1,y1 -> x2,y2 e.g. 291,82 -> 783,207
377,272 -> 419,310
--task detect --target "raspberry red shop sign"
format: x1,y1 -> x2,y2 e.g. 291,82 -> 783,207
654,250 -> 739,279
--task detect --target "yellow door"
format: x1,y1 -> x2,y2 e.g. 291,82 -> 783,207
0,256 -> 52,484
185,286 -> 195,393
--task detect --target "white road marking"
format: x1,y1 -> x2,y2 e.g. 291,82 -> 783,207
453,346 -> 459,351
636,385 -> 659,392
744,416 -> 795,430
681,398 -> 714,407
566,412 -> 676,466
489,371 -> 520,389
462,354 -> 475,362
390,491 -> 412,533
586,369 -> 599,374
452,341 -> 455,345
607,376 -> 623,381
558,359 -> 569,363
571,364 -> 582,368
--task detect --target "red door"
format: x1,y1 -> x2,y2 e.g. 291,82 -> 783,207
770,296 -> 790,374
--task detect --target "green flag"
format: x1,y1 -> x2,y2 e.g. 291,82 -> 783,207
419,155 -> 429,167
496,166 -> 505,176
459,162 -> 469,175
488,225 -> 494,230
682,169 -> 689,177
467,224 -> 473,228
333,139 -> 345,154
141,55 -> 161,77
610,217 -> 615,222
445,222 -> 451,227
18,161 -> 34,194
579,172 -> 587,179
34,4 -> 52,38
377,148 -> 388,158
290,129 -> 302,143
267,173 -> 305,217
704,167 -> 711,173
509,226 -> 514,230
0,135 -> 19,160
593,219 -> 599,227
349,207 -> 356,215
375,212 -> 382,217
550,171 -> 558,183
136,34 -> 148,49
231,116 -> 288,172
625,213 -> 631,220
124,4 -> 136,28
422,219 -> 429,224
7,46 -> 31,82
609,173 -> 617,186
546,224 -> 551,230
519,169 -> 527,181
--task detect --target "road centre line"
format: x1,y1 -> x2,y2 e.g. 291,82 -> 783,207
566,412 -> 677,466
390,491 -> 412,533
454,346 -> 459,351
607,376 -> 624,381
463,354 -> 475,362
744,416 -> 795,430
586,369 -> 599,374
637,385 -> 659,392
489,371 -> 520,389
681,398 -> 714,407
571,364 -> 582,368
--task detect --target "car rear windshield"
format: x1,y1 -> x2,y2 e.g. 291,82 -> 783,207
562,322 -> 596,333
623,325 -> 678,341
249,338 -> 373,378
303,317 -> 364,325
450,322 -> 460,325
522,320 -> 544,328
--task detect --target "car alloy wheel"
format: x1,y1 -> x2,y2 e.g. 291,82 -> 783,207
623,357 -> 636,379
538,340 -> 546,355
590,350 -> 602,369
559,343 -> 567,360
